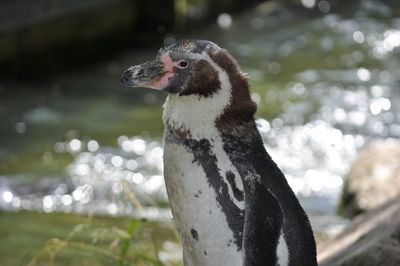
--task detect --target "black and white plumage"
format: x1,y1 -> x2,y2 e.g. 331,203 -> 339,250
121,40 -> 317,266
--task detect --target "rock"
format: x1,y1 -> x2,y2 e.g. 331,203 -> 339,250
340,139 -> 400,218
318,196 -> 400,266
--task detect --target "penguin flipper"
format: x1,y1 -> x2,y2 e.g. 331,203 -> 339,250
242,175 -> 283,266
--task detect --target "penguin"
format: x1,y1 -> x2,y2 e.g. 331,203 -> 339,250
121,40 -> 317,266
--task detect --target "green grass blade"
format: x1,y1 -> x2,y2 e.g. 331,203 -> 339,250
118,219 -> 141,266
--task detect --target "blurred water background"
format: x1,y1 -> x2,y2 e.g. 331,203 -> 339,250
1,0 -> 400,264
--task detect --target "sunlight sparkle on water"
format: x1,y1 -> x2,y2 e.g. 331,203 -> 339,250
357,68 -> 371,81
2,191 -> 13,203
217,13 -> 232,29
39,136 -> 169,215
132,173 -> 144,184
146,146 -> 163,170
72,189 -> 82,201
107,203 -> 118,215
87,140 -> 99,152
12,197 -> 21,208
353,31 -> 365,44
256,119 -> 270,133
43,195 -> 54,212
111,156 -> 124,167
61,195 -> 73,206
76,164 -> 90,176
69,139 -> 82,152
144,175 -> 164,192
383,30 -> 400,52
301,0 -> 316,9
126,159 -> 138,171
370,97 -> 391,115
112,183 -> 123,194
132,139 -> 146,155
120,137 -> 147,155
258,119 -> 359,198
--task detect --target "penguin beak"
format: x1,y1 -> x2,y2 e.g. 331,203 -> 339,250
121,53 -> 177,90
121,60 -> 164,89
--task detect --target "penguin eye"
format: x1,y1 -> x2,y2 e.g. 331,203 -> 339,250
178,60 -> 188,69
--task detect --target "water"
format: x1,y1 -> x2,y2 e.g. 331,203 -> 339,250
1,0 -> 400,240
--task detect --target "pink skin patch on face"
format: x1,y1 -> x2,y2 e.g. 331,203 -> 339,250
149,53 -> 179,90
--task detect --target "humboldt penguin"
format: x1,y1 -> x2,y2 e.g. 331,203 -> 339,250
121,40 -> 317,266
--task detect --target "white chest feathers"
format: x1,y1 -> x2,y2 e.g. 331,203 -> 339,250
163,136 -> 245,265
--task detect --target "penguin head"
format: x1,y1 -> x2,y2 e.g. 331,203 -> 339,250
121,40 -> 225,96
122,39 -> 257,139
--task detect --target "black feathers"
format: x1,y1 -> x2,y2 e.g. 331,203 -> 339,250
221,130 -> 318,266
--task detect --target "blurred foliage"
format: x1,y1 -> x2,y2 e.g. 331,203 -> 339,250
0,211 -> 180,266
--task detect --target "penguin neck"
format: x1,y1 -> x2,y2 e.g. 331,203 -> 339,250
163,98 -> 220,140
162,79 -> 232,140
163,97 -> 259,142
